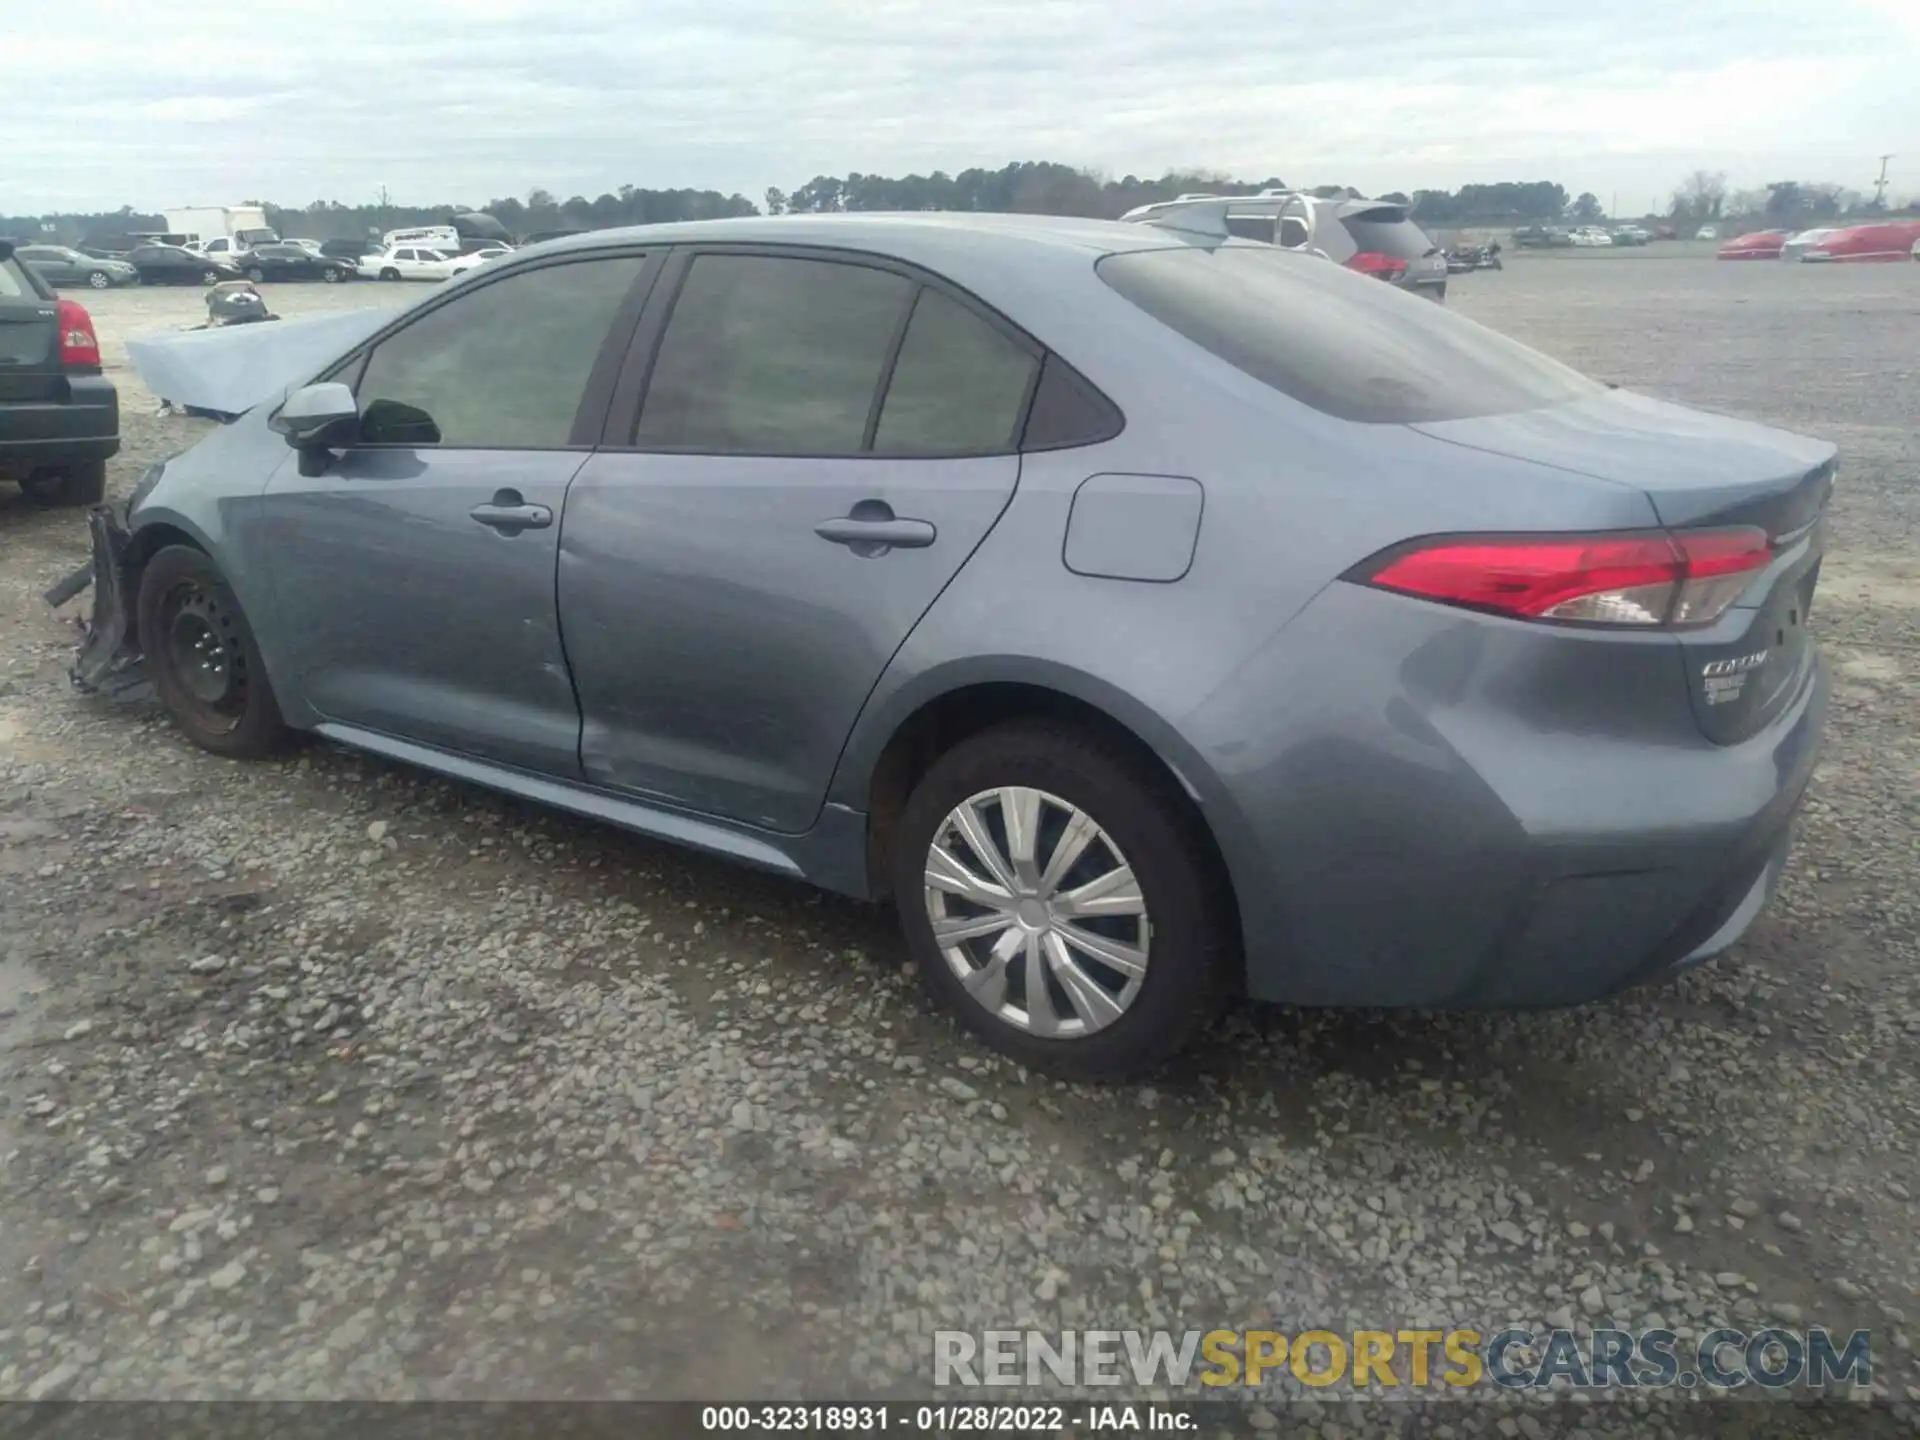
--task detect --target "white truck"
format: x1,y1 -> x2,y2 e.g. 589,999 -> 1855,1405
164,206 -> 280,265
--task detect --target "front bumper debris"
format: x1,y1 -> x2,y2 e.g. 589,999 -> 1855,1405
44,504 -> 151,701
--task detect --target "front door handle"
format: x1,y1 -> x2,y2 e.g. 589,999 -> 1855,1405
470,490 -> 552,534
815,500 -> 936,557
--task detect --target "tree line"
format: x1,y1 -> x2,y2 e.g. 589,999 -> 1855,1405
5,161 -> 1909,246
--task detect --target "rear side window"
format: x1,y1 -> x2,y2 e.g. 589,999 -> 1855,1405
0,256 -> 40,298
1340,211 -> 1436,262
1097,246 -> 1601,424
636,254 -> 912,454
354,255 -> 645,447
872,288 -> 1038,456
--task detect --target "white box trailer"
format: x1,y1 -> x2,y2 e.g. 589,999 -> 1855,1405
163,206 -> 279,262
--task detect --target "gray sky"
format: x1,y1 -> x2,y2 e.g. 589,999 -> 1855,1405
5,0 -> 1916,214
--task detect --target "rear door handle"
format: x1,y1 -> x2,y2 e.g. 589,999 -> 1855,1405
470,496 -> 553,533
814,517 -> 936,549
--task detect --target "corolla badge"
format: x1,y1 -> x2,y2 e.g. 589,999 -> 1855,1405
1701,649 -> 1769,705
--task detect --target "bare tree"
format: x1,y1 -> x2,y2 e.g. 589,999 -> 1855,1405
1669,169 -> 1728,226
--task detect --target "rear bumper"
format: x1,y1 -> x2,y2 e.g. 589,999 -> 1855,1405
0,376 -> 120,474
1189,582 -> 1829,1008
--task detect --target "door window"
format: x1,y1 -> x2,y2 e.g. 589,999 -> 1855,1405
635,253 -> 912,455
352,255 -> 646,448
871,287 -> 1038,456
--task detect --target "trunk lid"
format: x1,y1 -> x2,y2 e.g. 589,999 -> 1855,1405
1413,389 -> 1836,745
0,251 -> 62,403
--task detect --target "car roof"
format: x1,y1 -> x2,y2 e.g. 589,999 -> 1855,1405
520,211 -> 1201,272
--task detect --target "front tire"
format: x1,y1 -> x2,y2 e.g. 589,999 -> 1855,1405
19,461 -> 106,508
380,268 -> 401,281
322,267 -> 344,283
201,268 -> 222,286
87,270 -> 111,289
136,546 -> 294,760
246,267 -> 267,283
891,721 -> 1231,1080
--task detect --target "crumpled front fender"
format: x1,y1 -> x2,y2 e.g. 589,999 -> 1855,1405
44,504 -> 152,701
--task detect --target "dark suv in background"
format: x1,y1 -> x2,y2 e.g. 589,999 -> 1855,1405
0,240 -> 118,506
1120,191 -> 1451,300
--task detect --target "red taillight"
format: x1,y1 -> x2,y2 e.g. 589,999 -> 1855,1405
1346,251 -> 1408,280
56,299 -> 101,368
1355,528 -> 1772,627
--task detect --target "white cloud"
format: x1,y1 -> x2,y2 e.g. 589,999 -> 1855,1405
1,0 -> 1911,211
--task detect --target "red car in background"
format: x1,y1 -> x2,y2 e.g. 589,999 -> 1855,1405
1801,220 -> 1920,263
1717,230 -> 1789,260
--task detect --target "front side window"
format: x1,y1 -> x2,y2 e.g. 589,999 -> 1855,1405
1097,245 -> 1601,424
353,255 -> 646,448
636,253 -> 912,455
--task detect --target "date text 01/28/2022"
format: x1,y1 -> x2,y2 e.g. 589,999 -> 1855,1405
699,1404 -> 1189,1433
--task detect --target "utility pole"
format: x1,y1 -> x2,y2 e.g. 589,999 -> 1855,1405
1872,155 -> 1893,209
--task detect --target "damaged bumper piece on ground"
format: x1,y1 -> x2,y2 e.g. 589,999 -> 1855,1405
44,504 -> 151,700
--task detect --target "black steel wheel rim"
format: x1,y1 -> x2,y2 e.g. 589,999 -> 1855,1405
161,581 -> 249,730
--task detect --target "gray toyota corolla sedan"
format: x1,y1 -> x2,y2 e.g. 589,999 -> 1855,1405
61,212 -> 1833,1079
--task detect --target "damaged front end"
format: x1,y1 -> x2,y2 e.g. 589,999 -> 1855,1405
44,503 -> 152,701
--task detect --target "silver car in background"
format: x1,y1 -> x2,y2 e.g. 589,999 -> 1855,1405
62,213 -> 1832,1079
1121,190 -> 1451,299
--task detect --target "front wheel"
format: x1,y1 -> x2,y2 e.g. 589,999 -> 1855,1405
380,268 -> 401,281
136,546 -> 295,759
201,268 -> 223,285
322,267 -> 344,283
891,721 -> 1231,1080
87,270 -> 111,289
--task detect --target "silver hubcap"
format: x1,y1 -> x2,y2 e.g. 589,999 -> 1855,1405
924,787 -> 1150,1039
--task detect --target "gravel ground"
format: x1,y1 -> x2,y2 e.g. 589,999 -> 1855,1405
0,259 -> 1916,1427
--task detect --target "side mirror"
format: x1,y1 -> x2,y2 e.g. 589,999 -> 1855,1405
272,381 -> 358,449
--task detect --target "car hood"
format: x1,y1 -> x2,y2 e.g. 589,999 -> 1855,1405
124,307 -> 396,418
1410,389 -> 1836,531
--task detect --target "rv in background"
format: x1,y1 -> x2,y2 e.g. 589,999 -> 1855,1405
164,206 -> 280,266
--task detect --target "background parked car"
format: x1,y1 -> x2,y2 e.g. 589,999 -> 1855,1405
1780,228 -> 1839,262
1718,230 -> 1789,260
1121,191 -> 1450,300
280,238 -> 328,257
1568,227 -> 1613,247
357,246 -> 459,281
238,244 -> 357,284
319,238 -> 375,262
1512,225 -> 1574,248
1609,225 -> 1651,246
0,240 -> 117,506
14,244 -> 140,289
1695,225 -> 1720,240
125,245 -> 239,286
1801,220 -> 1920,263
446,246 -> 514,277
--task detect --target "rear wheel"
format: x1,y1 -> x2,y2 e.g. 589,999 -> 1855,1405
891,721 -> 1231,1080
246,266 -> 267,283
20,461 -> 106,508
136,546 -> 294,759
87,270 -> 111,289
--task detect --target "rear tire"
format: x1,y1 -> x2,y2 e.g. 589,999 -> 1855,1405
246,266 -> 266,283
136,546 -> 294,760
891,720 -> 1231,1081
20,461 -> 107,508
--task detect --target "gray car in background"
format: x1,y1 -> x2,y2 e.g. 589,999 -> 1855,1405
63,213 -> 1832,1079
14,243 -> 140,289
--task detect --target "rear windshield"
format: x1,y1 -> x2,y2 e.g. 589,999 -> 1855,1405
1340,213 -> 1435,261
1096,245 -> 1601,424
